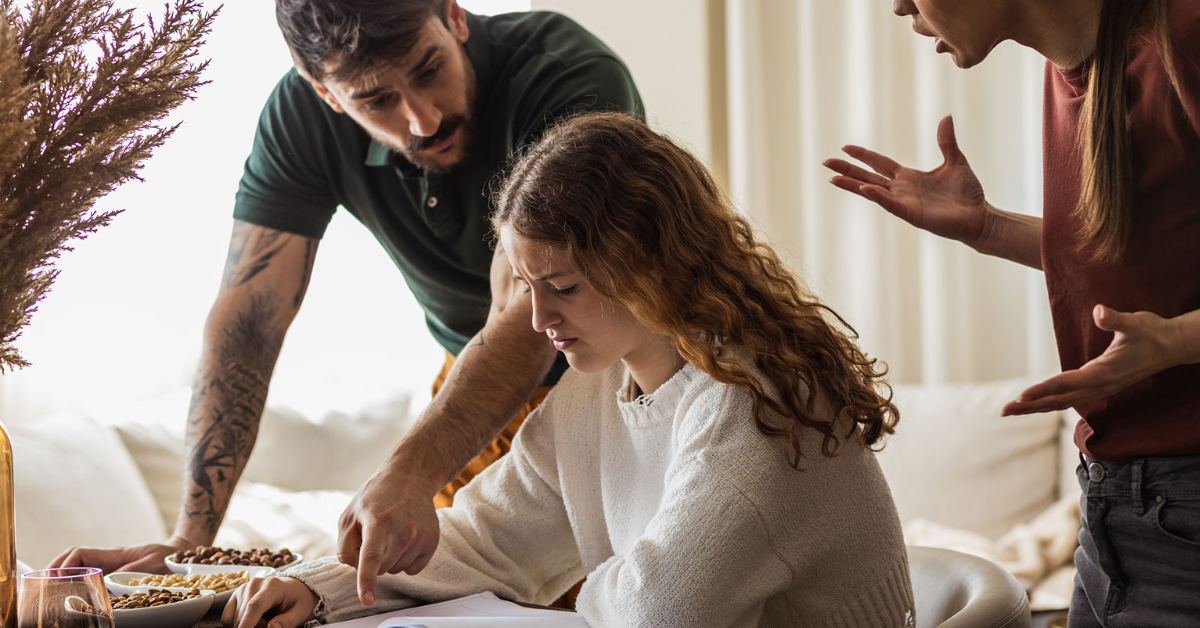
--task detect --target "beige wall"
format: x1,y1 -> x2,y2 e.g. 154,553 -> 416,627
532,0 -> 726,183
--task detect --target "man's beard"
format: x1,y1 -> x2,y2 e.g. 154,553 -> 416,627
381,52 -> 478,175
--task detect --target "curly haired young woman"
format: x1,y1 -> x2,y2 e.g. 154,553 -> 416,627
824,1 -> 1200,625
220,112 -> 914,628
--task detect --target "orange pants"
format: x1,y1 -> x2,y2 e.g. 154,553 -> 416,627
432,352 -> 554,509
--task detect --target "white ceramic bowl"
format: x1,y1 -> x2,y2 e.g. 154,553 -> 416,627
106,567 -> 275,610
68,589 -> 215,628
165,551 -> 303,575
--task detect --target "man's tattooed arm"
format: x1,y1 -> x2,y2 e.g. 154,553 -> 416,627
223,224 -> 290,288
182,293 -> 281,536
173,220 -> 318,546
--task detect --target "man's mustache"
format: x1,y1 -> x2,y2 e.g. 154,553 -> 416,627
407,116 -> 466,153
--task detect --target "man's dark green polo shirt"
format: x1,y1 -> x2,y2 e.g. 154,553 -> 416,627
233,11 -> 643,384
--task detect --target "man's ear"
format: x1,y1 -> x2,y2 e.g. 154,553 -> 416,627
445,0 -> 469,45
293,54 -> 345,113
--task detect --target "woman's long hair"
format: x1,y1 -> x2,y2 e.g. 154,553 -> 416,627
1076,0 -> 1192,261
492,113 -> 898,468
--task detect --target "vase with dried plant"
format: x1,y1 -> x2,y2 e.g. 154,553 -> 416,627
0,0 -> 217,624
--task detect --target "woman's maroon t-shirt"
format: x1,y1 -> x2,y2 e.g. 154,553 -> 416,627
1042,0 -> 1200,461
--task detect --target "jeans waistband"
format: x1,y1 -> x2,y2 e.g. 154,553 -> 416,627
1080,452 -> 1200,502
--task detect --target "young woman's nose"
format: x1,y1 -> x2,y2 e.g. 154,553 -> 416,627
531,291 -> 563,333
893,0 -> 918,17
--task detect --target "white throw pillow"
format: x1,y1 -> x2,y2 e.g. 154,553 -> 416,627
214,481 -> 349,560
11,415 -> 167,568
99,389 -> 190,535
240,398 -> 415,493
105,388 -> 416,533
876,379 -> 1062,540
1059,409 -> 1083,501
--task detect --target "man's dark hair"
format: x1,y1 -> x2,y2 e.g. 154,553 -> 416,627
276,0 -> 449,83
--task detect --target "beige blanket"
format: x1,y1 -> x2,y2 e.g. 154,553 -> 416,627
905,494 -> 1081,611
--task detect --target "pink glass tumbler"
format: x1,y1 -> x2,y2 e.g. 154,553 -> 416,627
18,567 -> 113,628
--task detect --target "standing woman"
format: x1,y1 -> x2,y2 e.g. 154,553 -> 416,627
825,0 -> 1200,625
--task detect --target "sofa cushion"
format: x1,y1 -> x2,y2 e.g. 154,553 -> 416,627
876,379 -> 1062,540
99,389 -> 191,534
215,481 -> 349,560
1059,409 -> 1083,501
240,398 -> 413,493
104,388 -> 415,535
11,415 -> 167,568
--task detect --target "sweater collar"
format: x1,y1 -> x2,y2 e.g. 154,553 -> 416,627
616,361 -> 697,428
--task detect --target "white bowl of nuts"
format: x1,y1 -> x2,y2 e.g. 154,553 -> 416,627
105,588 -> 215,628
106,567 -> 274,610
165,545 -> 302,574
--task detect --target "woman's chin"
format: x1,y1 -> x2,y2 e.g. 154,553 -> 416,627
563,350 -> 614,374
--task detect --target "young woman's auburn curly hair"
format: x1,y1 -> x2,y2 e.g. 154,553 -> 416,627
492,112 -> 898,467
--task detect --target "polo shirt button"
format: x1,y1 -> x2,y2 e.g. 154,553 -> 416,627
1088,462 -> 1104,483
426,196 -> 438,208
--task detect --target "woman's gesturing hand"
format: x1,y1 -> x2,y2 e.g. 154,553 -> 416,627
823,115 -> 993,248
1003,305 -> 1186,416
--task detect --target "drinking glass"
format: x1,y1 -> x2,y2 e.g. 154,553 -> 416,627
18,568 -> 113,628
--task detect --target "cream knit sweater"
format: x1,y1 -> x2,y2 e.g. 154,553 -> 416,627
288,350 -> 915,627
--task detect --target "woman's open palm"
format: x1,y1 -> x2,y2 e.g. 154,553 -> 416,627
824,116 -> 990,246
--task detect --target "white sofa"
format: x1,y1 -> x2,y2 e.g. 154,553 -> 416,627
12,388 -> 416,570
12,378 -> 1080,610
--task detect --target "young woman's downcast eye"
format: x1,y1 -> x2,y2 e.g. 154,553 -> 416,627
520,284 -> 576,296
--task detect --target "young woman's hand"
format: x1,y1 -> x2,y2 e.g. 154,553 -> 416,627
1003,305 -> 1186,415
824,115 -> 992,248
221,576 -> 319,628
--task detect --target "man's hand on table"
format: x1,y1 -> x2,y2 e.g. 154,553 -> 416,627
222,576 -> 318,628
337,466 -> 441,606
47,536 -> 193,574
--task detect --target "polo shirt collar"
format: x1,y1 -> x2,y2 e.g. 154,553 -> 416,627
365,140 -> 391,167
364,11 -> 494,171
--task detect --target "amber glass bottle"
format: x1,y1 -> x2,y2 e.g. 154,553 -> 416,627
0,421 -> 13,628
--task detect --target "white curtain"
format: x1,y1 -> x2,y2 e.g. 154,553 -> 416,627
724,0 -> 1060,384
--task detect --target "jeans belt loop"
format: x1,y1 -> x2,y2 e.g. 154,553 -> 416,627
1131,459 -> 1145,516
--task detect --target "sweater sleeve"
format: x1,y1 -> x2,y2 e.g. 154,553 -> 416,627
288,398 -> 585,624
575,389 -> 794,628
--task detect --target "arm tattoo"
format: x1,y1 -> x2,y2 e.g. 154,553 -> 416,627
223,224 -> 292,288
183,292 -> 282,536
293,239 -> 317,309
468,332 -> 486,349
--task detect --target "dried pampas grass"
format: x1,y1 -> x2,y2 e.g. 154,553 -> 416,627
0,0 -> 216,371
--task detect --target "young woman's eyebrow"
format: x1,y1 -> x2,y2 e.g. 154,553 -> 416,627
511,271 -> 569,282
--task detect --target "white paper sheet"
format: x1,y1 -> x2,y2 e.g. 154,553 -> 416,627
379,619 -> 586,627
319,592 -> 588,628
